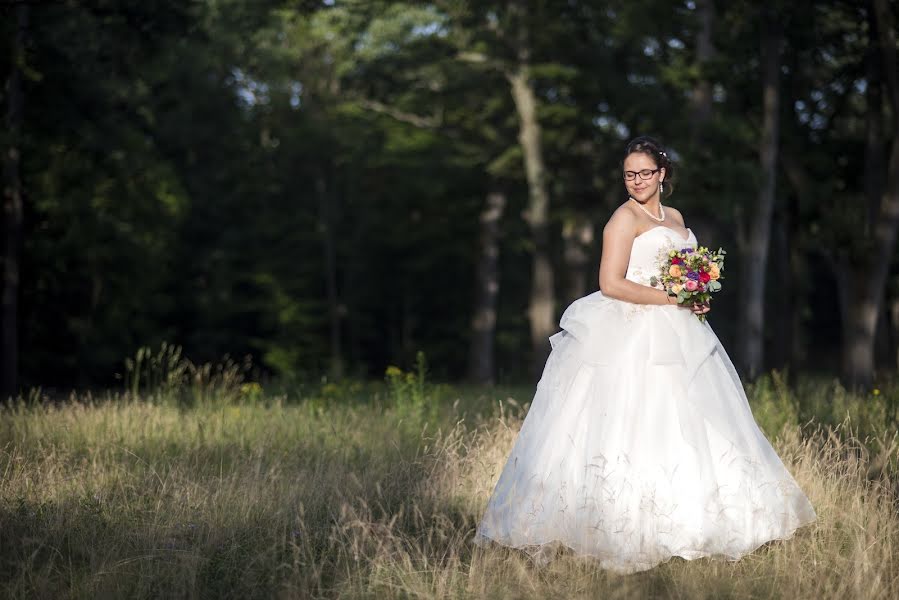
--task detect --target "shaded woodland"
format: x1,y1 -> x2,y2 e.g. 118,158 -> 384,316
2,0 -> 899,392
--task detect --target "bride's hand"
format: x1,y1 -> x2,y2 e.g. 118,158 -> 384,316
674,297 -> 710,315
689,301 -> 710,315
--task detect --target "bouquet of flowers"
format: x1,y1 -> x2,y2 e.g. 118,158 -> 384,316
650,245 -> 726,322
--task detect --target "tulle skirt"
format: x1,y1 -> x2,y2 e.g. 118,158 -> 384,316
473,291 -> 816,573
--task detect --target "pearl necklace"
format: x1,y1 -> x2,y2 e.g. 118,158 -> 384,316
630,197 -> 665,222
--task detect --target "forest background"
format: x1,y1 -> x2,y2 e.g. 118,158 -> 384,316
5,2 -> 899,597
3,0 -> 899,395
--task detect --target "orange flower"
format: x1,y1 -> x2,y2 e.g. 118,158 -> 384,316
669,264 -> 683,278
709,264 -> 720,280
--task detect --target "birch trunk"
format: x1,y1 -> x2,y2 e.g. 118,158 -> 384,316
506,3 -> 556,380
508,67 -> 555,379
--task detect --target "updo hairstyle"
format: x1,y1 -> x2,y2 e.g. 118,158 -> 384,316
623,135 -> 675,199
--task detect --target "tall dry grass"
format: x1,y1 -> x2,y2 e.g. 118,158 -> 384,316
1,361 -> 898,598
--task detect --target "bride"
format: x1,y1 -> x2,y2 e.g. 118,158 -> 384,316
473,136 -> 816,573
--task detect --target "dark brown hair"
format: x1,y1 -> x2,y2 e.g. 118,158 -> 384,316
623,135 -> 675,199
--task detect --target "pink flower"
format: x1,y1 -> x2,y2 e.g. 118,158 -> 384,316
685,280 -> 698,291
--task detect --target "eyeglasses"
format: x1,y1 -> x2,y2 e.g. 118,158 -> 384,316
623,168 -> 661,181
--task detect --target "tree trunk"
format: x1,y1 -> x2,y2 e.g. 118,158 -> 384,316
508,67 -> 555,380
2,6 -> 28,400
506,4 -> 556,380
864,11 -> 886,233
875,292 -> 891,368
467,190 -> 506,385
562,213 -> 594,303
838,0 -> 899,387
835,258 -> 879,387
317,166 -> 344,379
772,211 -> 791,369
789,230 -> 807,368
738,13 -> 781,379
840,147 -> 899,388
779,155 -> 816,369
891,294 -> 899,372
690,0 -> 715,137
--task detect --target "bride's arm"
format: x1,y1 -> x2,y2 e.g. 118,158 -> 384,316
598,208 -> 674,306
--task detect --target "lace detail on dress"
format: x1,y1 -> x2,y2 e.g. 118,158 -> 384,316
475,440 -> 813,571
620,232 -> 679,319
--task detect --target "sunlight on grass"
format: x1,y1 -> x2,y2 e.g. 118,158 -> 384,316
1,366 -> 898,598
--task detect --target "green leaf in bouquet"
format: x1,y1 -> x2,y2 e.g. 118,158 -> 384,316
709,281 -> 722,292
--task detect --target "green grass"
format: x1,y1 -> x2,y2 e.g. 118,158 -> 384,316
1,364 -> 899,599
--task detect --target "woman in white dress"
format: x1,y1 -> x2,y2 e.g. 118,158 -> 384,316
473,136 -> 816,573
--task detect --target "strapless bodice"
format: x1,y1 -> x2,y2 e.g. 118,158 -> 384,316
625,226 -> 697,287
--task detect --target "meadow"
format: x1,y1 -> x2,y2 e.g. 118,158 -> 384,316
2,349 -> 899,599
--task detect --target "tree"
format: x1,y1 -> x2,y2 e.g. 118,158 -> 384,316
784,0 -> 899,387
1,5 -> 28,398
506,2 -> 556,378
468,189 -> 506,384
737,7 -> 783,379
838,0 -> 899,386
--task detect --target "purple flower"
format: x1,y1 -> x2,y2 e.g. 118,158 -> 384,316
681,248 -> 694,254
686,271 -> 700,280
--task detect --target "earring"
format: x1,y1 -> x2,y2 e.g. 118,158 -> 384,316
659,182 -> 664,194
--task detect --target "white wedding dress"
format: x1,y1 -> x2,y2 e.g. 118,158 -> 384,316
473,226 -> 816,573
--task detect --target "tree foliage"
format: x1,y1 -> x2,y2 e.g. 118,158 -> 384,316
2,0 -> 898,389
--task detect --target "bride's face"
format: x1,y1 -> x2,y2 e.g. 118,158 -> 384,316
623,152 -> 665,202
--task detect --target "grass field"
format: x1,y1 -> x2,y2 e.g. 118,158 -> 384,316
2,355 -> 899,598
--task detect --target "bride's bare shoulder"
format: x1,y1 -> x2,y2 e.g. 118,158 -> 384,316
665,205 -> 687,226
603,202 -> 639,235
